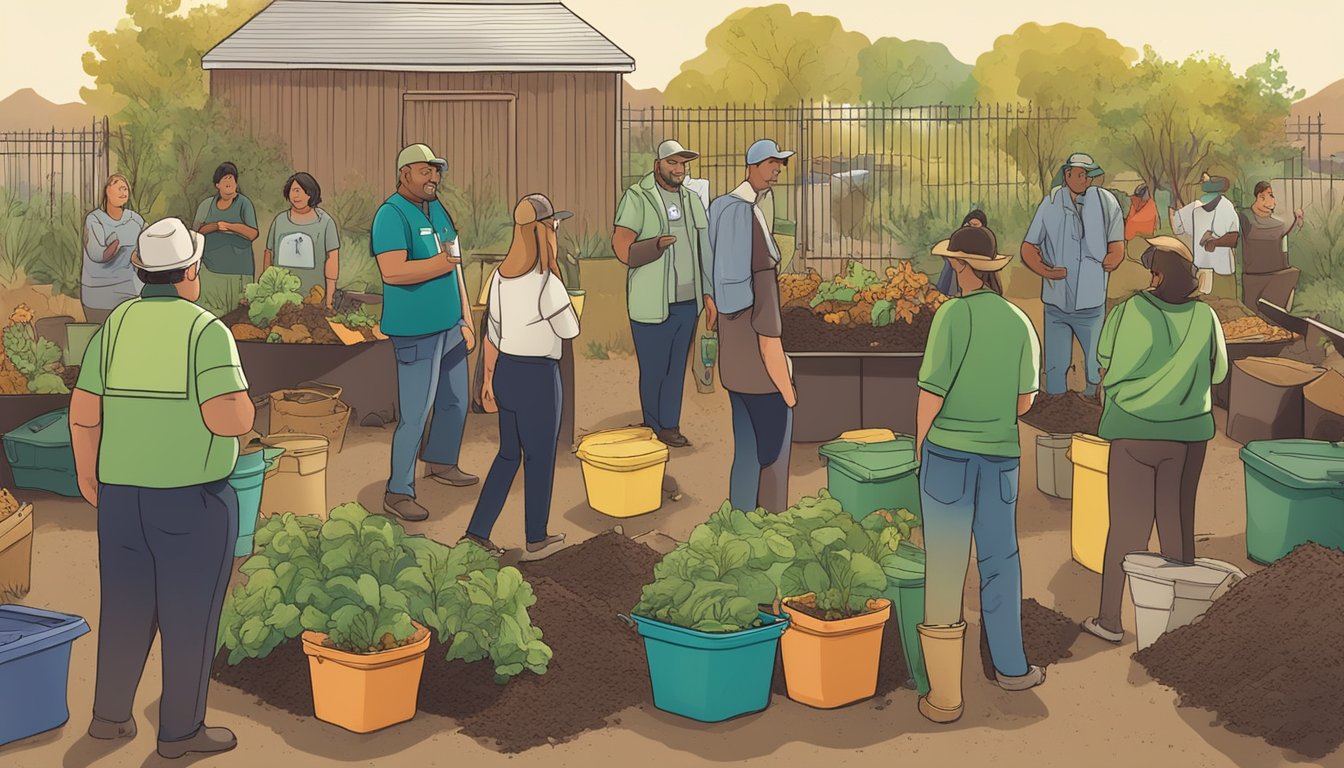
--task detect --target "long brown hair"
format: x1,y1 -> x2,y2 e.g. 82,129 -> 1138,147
499,220 -> 561,279
101,174 -> 130,212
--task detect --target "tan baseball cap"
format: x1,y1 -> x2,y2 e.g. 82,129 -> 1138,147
1143,235 -> 1195,263
397,144 -> 447,172
656,140 -> 699,161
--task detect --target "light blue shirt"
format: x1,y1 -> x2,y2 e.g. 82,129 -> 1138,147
1025,186 -> 1123,313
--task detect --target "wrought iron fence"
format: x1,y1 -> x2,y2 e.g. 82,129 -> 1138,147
621,103 -> 1075,276
0,118 -> 111,218
1278,113 -> 1344,213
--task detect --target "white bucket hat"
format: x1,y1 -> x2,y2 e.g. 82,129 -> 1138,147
132,217 -> 205,272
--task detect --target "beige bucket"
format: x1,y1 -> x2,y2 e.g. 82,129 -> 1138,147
259,434 -> 330,520
269,381 -> 351,453
0,502 -> 34,597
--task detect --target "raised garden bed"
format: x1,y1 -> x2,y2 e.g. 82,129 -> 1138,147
237,339 -> 397,426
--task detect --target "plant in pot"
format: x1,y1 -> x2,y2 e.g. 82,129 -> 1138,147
630,503 -> 793,723
771,490 -> 907,709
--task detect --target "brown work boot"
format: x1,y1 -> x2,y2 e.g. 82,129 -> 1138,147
88,716 -> 136,740
157,726 -> 237,759
426,463 -> 479,487
383,493 -> 429,522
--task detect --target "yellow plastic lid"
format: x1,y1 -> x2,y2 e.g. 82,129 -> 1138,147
576,427 -> 669,471
837,428 -> 898,444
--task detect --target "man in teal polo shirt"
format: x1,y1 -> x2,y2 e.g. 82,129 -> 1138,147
69,217 -> 254,759
372,144 -> 479,522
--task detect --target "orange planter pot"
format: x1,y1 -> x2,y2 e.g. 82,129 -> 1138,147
301,623 -> 431,733
780,597 -> 892,709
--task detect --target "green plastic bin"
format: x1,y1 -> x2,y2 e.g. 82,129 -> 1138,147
2,409 -> 79,497
819,437 -> 921,523
1240,440 -> 1344,564
881,541 -> 929,696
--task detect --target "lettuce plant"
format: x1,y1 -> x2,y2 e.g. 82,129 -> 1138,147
244,266 -> 304,327
3,307 -> 68,394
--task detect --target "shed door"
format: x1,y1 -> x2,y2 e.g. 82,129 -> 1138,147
402,94 -> 516,205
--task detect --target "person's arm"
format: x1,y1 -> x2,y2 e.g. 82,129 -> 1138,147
542,275 -> 581,340
456,253 -> 476,350
325,250 -> 339,311
201,392 -> 256,437
697,207 -> 717,330
915,301 -> 967,454
1285,209 -> 1305,238
1211,309 -> 1230,385
481,335 -> 501,413
758,335 -> 796,407
1102,192 -> 1126,272
231,197 -> 260,242
1021,203 -> 1066,279
612,226 -> 636,266
916,390 -> 944,455
195,319 -> 253,436
70,388 -> 102,507
1018,314 -> 1042,415
371,206 -> 458,285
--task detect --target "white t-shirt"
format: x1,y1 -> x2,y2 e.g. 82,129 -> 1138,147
486,269 -> 580,360
1172,197 -> 1240,275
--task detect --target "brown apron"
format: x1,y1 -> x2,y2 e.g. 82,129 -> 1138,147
1240,213 -> 1298,313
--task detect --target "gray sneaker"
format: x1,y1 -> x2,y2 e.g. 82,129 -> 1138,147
383,493 -> 429,522
157,726 -> 236,759
995,664 -> 1047,692
88,716 -> 136,740
426,463 -> 479,487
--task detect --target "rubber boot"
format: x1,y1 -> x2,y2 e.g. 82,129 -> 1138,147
917,621 -> 966,724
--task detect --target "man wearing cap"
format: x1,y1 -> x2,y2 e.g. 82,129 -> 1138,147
1170,175 -> 1241,298
69,217 -> 253,759
371,144 -> 479,522
612,139 -> 715,448
1022,152 -> 1126,398
707,139 -> 796,513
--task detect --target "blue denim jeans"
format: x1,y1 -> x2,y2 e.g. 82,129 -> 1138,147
728,391 -> 793,513
1043,303 -> 1104,396
388,328 -> 469,497
630,300 -> 698,432
920,442 -> 1029,678
467,354 -> 562,544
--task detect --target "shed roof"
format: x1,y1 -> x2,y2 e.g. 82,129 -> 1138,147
202,0 -> 635,73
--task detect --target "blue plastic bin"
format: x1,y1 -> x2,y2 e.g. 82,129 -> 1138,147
632,611 -> 788,722
0,605 -> 91,746
229,447 -> 283,557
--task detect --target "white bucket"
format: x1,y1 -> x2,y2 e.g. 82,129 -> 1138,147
1122,553 -> 1246,651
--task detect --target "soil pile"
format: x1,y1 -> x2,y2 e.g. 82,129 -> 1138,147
1021,393 -> 1102,435
219,303 -> 342,344
979,598 -> 1081,680
213,531 -> 660,753
1135,543 -> 1344,759
781,306 -> 934,353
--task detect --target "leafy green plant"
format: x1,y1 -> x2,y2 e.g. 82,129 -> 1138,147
244,266 -> 304,327
2,309 -> 68,394
337,233 -> 383,294
440,180 -> 512,254
332,304 -> 378,329
872,299 -> 895,327
0,190 -> 46,290
584,340 -> 611,360
27,196 -> 84,299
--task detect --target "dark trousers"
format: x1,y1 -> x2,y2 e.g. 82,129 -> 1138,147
93,479 -> 237,742
630,300 -> 698,433
467,354 -> 561,544
727,390 -> 793,513
1097,439 -> 1208,631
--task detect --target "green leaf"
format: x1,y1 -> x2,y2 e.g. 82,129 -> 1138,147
871,299 -> 895,328
356,573 -> 381,609
300,605 -> 330,633
265,603 -> 303,636
809,527 -> 847,550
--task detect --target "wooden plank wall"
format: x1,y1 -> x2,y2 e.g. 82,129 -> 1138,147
210,70 -> 620,235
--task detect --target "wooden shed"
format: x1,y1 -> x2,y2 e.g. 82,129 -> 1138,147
202,0 -> 634,232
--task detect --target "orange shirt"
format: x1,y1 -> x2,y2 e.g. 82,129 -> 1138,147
1126,197 -> 1157,241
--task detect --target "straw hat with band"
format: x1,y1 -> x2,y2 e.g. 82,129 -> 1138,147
931,225 -> 1013,272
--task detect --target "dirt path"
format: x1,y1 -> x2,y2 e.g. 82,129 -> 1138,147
2,352 -> 1330,768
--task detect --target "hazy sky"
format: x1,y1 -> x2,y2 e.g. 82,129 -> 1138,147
0,0 -> 1337,104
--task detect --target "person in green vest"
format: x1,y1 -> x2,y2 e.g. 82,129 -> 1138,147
371,144 -> 479,522
1082,235 -> 1229,644
193,162 -> 259,314
68,217 -> 254,759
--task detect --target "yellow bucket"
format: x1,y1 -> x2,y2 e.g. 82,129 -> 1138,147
1068,434 -> 1110,574
837,428 -> 898,444
576,427 -> 669,518
259,434 -> 330,520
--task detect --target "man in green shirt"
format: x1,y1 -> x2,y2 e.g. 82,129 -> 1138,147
914,224 -> 1045,725
612,139 -> 715,447
1082,236 -> 1228,645
69,217 -> 254,759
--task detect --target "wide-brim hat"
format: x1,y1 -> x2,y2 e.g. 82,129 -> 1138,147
131,217 -> 204,272
931,226 -> 1012,272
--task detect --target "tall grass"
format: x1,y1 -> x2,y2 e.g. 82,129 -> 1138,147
0,189 -> 85,296
1289,192 -> 1344,331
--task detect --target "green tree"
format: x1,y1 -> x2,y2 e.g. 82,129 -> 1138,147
973,23 -> 1138,195
857,38 -> 975,106
664,5 -> 869,107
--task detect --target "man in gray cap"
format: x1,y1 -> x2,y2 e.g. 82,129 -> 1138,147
370,143 -> 479,522
707,138 -> 796,513
612,139 -> 715,448
1021,151 -> 1125,399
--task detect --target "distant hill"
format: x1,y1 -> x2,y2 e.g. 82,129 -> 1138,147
623,81 -> 664,111
1292,80 -> 1344,169
0,89 -> 98,132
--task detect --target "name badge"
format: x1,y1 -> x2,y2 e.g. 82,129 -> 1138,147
419,227 -> 434,236
667,203 -> 682,222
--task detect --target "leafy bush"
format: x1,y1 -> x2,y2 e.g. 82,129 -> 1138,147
1294,278 -> 1344,333
27,198 -> 84,299
2,306 -> 68,394
218,504 -> 552,682
441,180 -> 513,254
332,304 -> 378,330
244,267 -> 304,327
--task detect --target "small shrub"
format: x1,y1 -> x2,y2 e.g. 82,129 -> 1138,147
584,340 -> 610,360
244,267 -> 304,328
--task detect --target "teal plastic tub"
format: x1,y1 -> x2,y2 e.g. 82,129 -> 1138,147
2,409 -> 79,497
880,541 -> 929,696
632,611 -> 788,722
228,447 -> 283,557
819,437 -> 922,523
1240,440 -> 1344,564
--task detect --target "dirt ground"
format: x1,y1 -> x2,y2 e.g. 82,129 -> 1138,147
5,287 -> 1342,768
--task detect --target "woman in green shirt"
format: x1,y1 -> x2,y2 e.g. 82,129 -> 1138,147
193,162 -> 259,314
1083,236 -> 1229,644
263,172 -> 340,308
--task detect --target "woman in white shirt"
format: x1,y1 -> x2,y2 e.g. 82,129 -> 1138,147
463,194 -> 580,559
81,175 -> 146,323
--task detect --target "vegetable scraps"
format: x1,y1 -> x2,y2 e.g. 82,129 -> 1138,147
244,267 -> 305,328
2,304 -> 68,394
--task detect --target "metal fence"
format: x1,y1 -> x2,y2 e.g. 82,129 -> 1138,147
622,103 -> 1076,276
0,118 -> 111,218
1278,113 -> 1344,213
